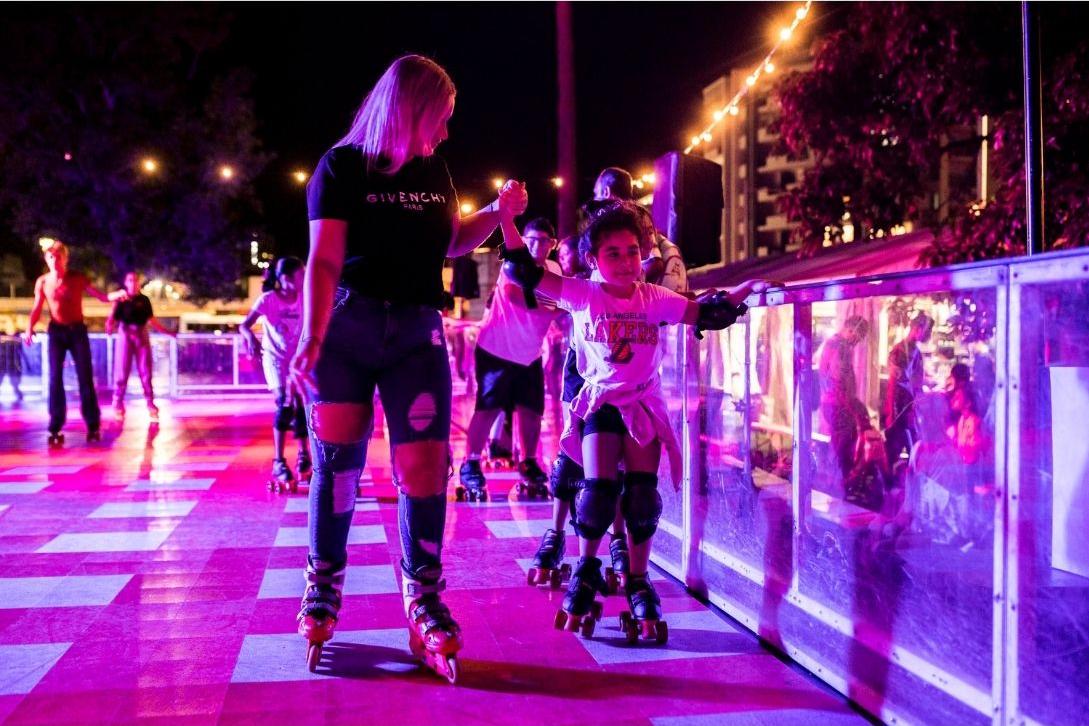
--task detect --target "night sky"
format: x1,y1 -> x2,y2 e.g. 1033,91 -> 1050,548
222,2 -> 828,257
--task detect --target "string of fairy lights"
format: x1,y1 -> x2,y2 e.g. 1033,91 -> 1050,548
685,0 -> 813,155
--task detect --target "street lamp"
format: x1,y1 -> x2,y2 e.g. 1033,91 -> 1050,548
492,177 -> 506,190
292,170 -> 308,184
551,176 -> 564,188
141,157 -> 159,174
218,165 -> 235,181
460,201 -> 475,215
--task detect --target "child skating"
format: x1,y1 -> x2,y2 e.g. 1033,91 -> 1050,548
502,197 -> 768,643
241,257 -> 309,493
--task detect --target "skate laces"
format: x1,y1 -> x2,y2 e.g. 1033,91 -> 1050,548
300,563 -> 345,616
627,575 -> 658,606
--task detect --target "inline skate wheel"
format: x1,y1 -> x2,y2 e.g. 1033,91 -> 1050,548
306,643 -> 322,672
553,610 -> 567,631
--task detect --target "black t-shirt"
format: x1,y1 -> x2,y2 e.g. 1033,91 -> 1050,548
113,294 -> 153,326
307,146 -> 458,308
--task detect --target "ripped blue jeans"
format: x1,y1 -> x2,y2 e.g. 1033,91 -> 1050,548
308,289 -> 452,579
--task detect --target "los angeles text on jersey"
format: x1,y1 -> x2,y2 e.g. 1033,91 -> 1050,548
583,314 -> 659,346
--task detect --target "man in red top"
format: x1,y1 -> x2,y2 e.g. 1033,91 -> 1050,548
24,239 -> 128,444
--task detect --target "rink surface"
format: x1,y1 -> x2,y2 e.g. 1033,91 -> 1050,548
0,398 -> 867,725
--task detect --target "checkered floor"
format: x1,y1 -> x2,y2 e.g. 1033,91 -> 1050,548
0,398 -> 866,725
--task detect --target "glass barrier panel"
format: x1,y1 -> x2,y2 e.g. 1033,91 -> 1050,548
749,304 -> 794,487
794,286 -> 999,725
654,323 -> 688,573
0,336 -> 41,399
1013,272 -> 1089,726
176,334 -> 236,389
238,340 -> 267,387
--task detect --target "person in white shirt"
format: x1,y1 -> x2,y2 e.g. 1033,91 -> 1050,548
241,257 -> 309,492
501,197 -> 769,642
457,218 -> 562,501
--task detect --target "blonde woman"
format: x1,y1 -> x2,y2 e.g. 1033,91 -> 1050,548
289,54 -> 526,681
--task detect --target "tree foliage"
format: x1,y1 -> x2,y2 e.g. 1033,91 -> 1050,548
0,6 -> 271,299
774,2 -> 1089,263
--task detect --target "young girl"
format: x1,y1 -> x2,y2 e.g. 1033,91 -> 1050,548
241,257 -> 309,492
503,199 -> 768,642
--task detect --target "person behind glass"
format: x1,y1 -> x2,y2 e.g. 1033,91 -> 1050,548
106,271 -> 175,423
24,239 -> 128,445
240,257 -> 308,492
883,312 -> 934,467
816,316 -> 871,485
288,55 -> 528,681
0,330 -> 26,402
458,217 -> 560,501
500,201 -> 767,642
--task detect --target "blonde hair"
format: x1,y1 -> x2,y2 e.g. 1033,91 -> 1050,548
40,239 -> 68,259
338,55 -> 455,174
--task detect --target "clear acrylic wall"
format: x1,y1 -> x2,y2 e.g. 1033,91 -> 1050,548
655,250 -> 1089,726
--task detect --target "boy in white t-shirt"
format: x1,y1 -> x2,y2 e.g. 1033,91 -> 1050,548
502,197 -> 769,642
241,257 -> 309,492
458,218 -> 562,502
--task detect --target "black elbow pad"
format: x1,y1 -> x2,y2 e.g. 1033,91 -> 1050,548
500,247 -> 544,309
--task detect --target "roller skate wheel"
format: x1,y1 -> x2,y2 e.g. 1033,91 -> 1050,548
590,601 -> 603,621
579,617 -> 595,639
527,568 -> 540,587
548,569 -> 562,590
560,563 -> 572,578
306,643 -> 322,672
655,620 -> 669,645
553,610 -> 568,631
604,570 -> 619,595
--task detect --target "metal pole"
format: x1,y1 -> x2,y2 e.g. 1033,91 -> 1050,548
555,1 -> 577,238
1021,1 -> 1045,256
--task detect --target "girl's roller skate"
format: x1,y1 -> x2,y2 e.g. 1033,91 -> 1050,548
296,449 -> 313,487
554,556 -> 606,638
87,428 -> 102,443
297,557 -> 345,672
605,533 -> 630,594
147,403 -> 160,425
527,528 -> 571,589
455,460 -> 488,502
47,431 -> 64,448
268,458 -> 296,493
403,569 -> 462,684
515,458 -> 550,499
619,573 -> 668,645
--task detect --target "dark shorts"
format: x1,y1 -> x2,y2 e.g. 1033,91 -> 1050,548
474,345 -> 545,416
561,347 -> 585,404
583,404 -> 628,437
313,288 -> 451,445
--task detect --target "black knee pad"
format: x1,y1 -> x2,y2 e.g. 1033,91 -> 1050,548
549,453 -> 584,503
572,478 -> 621,540
621,472 -> 662,545
292,403 -> 307,439
274,403 -> 295,432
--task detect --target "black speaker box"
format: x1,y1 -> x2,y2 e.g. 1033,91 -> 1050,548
651,152 -> 724,268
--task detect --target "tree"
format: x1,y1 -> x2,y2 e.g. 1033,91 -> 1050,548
774,2 -> 1089,263
0,6 -> 271,299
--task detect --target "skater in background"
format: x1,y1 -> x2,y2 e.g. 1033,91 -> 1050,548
106,271 -> 175,423
502,201 -> 766,642
240,256 -> 309,493
288,54 -> 527,681
458,217 -> 561,502
23,239 -> 129,445
884,313 -> 934,466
